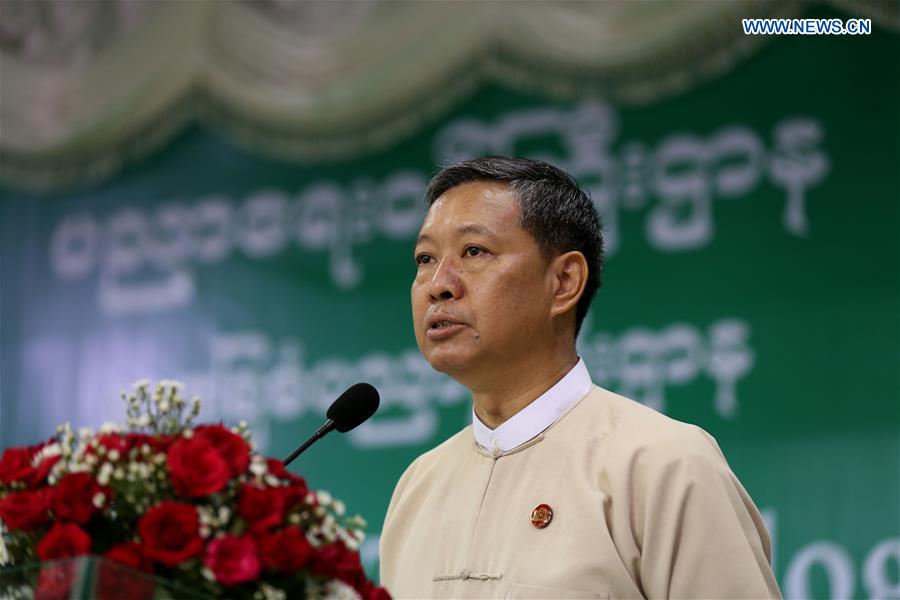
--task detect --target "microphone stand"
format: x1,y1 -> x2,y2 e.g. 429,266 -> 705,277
282,419 -> 336,467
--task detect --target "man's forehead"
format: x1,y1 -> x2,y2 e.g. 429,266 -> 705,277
418,181 -> 519,236
416,222 -> 499,245
431,179 -> 514,207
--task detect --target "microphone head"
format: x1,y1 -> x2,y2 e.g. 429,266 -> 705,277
326,383 -> 380,433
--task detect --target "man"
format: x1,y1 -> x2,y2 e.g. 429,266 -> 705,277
380,157 -> 780,599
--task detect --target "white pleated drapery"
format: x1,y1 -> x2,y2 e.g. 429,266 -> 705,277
0,0 -> 896,191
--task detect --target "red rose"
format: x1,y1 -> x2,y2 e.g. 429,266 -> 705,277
105,542 -> 153,573
359,581 -> 392,600
35,562 -> 76,600
266,458 -> 290,480
237,484 -> 284,532
257,526 -> 313,573
167,435 -> 230,497
0,488 -> 51,531
99,543 -> 154,600
203,535 -> 261,587
138,501 -> 203,566
309,541 -> 366,590
125,433 -> 174,454
267,459 -> 308,486
52,473 -> 106,524
310,542 -> 385,598
280,479 -> 311,512
0,447 -> 39,484
195,425 -> 250,478
0,442 -> 59,488
95,434 -> 128,454
36,523 -> 91,560
96,433 -> 173,457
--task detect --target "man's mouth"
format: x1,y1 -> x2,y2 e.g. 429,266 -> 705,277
426,319 -> 466,340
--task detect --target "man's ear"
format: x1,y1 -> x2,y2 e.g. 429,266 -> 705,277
549,251 -> 588,319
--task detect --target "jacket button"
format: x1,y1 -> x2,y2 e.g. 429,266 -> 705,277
531,504 -> 553,529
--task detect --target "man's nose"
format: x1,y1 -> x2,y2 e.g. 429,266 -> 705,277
426,257 -> 463,301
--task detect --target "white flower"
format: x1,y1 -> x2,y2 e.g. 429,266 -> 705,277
97,463 -> 113,486
201,567 -> 216,582
32,443 -> 61,467
0,528 -> 9,566
48,460 -> 67,485
68,462 -> 90,475
317,491 -> 332,505
133,380 -> 150,390
198,506 -> 214,525
60,440 -> 73,456
322,579 -> 362,600
128,462 -> 150,480
158,400 -> 170,412
92,492 -> 106,509
259,583 -> 287,600
346,515 -> 367,529
107,449 -> 120,462
337,530 -> 359,551
99,421 -> 120,434
249,461 -> 267,478
307,527 -> 323,544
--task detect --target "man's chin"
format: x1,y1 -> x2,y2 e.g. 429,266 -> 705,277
422,351 -> 478,380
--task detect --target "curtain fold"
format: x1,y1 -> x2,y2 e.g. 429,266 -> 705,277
0,0 -> 895,192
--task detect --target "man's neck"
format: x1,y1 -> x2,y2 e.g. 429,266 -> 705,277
470,351 -> 579,429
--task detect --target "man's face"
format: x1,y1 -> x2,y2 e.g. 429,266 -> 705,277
411,181 -> 554,385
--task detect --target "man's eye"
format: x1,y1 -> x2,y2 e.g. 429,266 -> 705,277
415,254 -> 433,266
465,246 -> 484,257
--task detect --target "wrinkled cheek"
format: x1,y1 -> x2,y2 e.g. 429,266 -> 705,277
410,298 -> 427,345
411,321 -> 426,351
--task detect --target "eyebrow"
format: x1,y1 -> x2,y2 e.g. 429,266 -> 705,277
416,223 -> 497,246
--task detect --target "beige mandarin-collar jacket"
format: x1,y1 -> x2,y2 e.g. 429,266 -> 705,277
379,385 -> 781,599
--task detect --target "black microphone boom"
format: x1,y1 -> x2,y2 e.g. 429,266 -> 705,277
282,383 -> 379,466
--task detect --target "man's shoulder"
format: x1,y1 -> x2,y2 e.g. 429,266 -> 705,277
394,424 -> 475,485
562,385 -> 726,463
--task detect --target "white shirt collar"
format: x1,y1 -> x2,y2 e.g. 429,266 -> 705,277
472,358 -> 592,456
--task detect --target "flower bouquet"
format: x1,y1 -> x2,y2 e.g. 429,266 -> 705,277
0,381 -> 390,599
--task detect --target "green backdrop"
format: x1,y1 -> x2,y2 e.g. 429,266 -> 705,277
2,20 -> 898,599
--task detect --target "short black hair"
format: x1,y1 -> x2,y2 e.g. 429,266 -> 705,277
424,156 -> 603,337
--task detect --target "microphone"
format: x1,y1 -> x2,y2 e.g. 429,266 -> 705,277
282,383 -> 379,466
